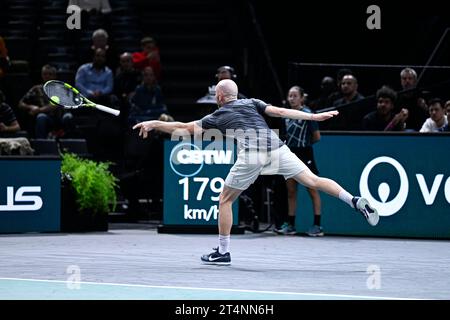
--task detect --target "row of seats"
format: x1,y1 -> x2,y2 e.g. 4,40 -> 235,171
30,138 -> 91,158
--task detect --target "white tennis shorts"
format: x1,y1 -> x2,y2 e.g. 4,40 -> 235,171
224,145 -> 307,190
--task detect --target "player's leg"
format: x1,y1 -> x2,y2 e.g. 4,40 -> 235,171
292,169 -> 379,226
201,150 -> 264,265
200,186 -> 243,265
218,185 -> 243,236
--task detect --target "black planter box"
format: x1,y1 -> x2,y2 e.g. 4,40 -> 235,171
60,179 -> 108,232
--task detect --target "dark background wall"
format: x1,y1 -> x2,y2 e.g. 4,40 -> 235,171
244,1 -> 450,104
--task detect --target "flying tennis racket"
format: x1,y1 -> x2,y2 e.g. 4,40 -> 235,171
43,80 -> 120,116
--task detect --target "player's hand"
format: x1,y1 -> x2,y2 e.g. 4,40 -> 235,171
314,110 -> 339,121
133,120 -> 156,139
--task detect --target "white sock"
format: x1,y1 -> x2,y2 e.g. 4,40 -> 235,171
218,234 -> 230,254
339,190 -> 354,208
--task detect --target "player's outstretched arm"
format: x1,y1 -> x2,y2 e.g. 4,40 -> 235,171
265,105 -> 338,121
133,120 -> 199,138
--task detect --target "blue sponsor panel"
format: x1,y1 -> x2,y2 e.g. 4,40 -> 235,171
164,140 -> 238,226
0,158 -> 61,233
295,134 -> 450,238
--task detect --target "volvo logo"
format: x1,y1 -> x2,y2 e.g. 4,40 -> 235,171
360,156 -> 409,216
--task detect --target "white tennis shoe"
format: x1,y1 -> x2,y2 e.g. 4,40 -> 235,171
352,197 -> 379,226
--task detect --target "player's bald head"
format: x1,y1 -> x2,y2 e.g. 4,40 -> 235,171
216,79 -> 238,98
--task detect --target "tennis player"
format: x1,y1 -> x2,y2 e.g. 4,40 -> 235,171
133,79 -> 379,265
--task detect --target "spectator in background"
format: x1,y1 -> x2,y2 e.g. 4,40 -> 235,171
132,37 -> 161,81
75,48 -> 114,105
216,66 -> 235,81
216,66 -> 247,99
326,74 -> 365,130
115,52 -> 141,102
327,68 -> 353,104
84,29 -> 117,70
443,101 -> 450,132
276,86 -> 324,237
115,52 -> 141,126
121,70 -> 171,221
18,65 -> 74,138
444,100 -> 450,116
419,98 -> 448,132
76,48 -> 119,161
0,101 -> 21,135
128,66 -> 167,127
91,29 -> 109,51
0,36 -> 10,80
309,76 -> 337,111
332,74 -> 364,107
0,36 -> 11,93
397,68 -> 428,131
197,65 -> 247,105
362,86 -> 408,131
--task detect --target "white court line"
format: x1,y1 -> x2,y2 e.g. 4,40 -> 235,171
0,277 -> 422,300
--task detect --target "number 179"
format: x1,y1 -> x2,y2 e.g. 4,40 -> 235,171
178,177 -> 225,201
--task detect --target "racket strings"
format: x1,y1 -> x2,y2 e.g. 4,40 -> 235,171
44,82 -> 81,107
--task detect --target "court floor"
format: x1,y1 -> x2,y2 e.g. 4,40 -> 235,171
1,225 -> 449,300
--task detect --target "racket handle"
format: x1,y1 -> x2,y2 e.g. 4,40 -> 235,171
95,104 -> 120,116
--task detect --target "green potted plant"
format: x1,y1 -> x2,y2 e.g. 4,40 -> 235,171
60,153 -> 118,232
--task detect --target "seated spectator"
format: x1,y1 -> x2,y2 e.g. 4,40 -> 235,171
128,66 -> 167,126
197,65 -> 247,104
80,29 -> 117,71
0,101 -> 21,135
0,36 -> 10,79
443,99 -> 450,130
132,37 -> 162,81
75,48 -> 114,106
327,68 -> 353,105
445,100 -> 450,116
89,29 -> 110,54
362,86 -> 408,131
419,98 -> 448,132
18,65 -> 74,138
441,100 -> 450,132
115,53 -> 141,102
215,65 -> 247,99
332,74 -> 364,107
115,52 -> 142,127
309,76 -> 337,111
325,74 -> 365,130
397,67 -> 428,131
